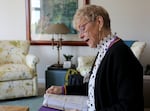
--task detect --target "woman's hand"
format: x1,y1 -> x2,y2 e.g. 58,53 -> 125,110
46,85 -> 62,94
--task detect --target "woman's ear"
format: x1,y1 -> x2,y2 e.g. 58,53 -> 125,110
97,16 -> 104,31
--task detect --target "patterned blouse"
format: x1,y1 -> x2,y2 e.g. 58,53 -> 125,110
87,34 -> 117,111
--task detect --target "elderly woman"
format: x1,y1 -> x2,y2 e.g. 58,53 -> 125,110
46,5 -> 143,111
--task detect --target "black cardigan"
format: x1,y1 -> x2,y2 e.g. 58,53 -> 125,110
66,39 -> 144,111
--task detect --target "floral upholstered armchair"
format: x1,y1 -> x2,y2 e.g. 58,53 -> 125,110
0,40 -> 39,100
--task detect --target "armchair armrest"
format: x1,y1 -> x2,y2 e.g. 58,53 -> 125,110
26,54 -> 39,69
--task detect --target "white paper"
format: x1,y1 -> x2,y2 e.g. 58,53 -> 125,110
43,94 -> 88,111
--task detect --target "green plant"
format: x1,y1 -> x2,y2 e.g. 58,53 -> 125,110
63,54 -> 73,61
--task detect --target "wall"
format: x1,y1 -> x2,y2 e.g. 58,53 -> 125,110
0,0 -> 26,39
90,0 -> 150,68
0,0 -> 150,83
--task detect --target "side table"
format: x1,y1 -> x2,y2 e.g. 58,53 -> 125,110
45,64 -> 75,90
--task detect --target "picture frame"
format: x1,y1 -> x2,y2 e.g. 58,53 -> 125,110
25,0 -> 90,46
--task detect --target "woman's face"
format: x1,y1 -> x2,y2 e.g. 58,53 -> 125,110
77,18 -> 100,48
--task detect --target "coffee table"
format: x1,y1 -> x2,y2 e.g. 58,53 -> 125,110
0,105 -> 29,111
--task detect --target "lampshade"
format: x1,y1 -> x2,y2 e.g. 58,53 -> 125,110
46,23 -> 70,34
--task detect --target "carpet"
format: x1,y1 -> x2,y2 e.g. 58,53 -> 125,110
0,96 -> 44,111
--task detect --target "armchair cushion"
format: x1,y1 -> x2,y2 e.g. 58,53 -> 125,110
0,64 -> 34,81
0,40 -> 29,64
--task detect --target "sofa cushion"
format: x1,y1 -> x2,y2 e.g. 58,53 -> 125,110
0,40 -> 30,64
123,40 -> 136,47
0,64 -> 35,81
130,42 -> 146,59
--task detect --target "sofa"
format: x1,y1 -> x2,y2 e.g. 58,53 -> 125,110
76,41 -> 150,110
0,40 -> 39,100
144,76 -> 150,110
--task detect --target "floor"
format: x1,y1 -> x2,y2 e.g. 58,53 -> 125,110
38,83 -> 45,96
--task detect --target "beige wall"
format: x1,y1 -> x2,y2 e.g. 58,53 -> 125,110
0,0 -> 149,83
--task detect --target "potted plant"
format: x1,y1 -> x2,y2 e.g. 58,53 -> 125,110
63,54 -> 73,68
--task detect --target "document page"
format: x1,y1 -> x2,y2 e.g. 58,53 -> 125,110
43,94 -> 88,111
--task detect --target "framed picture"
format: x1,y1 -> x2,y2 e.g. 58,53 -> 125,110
25,0 -> 90,46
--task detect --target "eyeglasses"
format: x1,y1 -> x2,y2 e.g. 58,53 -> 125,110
78,21 -> 91,35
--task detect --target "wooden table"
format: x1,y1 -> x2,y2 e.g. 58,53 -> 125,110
0,105 -> 29,111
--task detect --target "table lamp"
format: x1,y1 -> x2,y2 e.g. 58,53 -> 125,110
46,23 -> 70,68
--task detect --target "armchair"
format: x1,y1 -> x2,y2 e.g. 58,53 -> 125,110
0,40 -> 39,100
